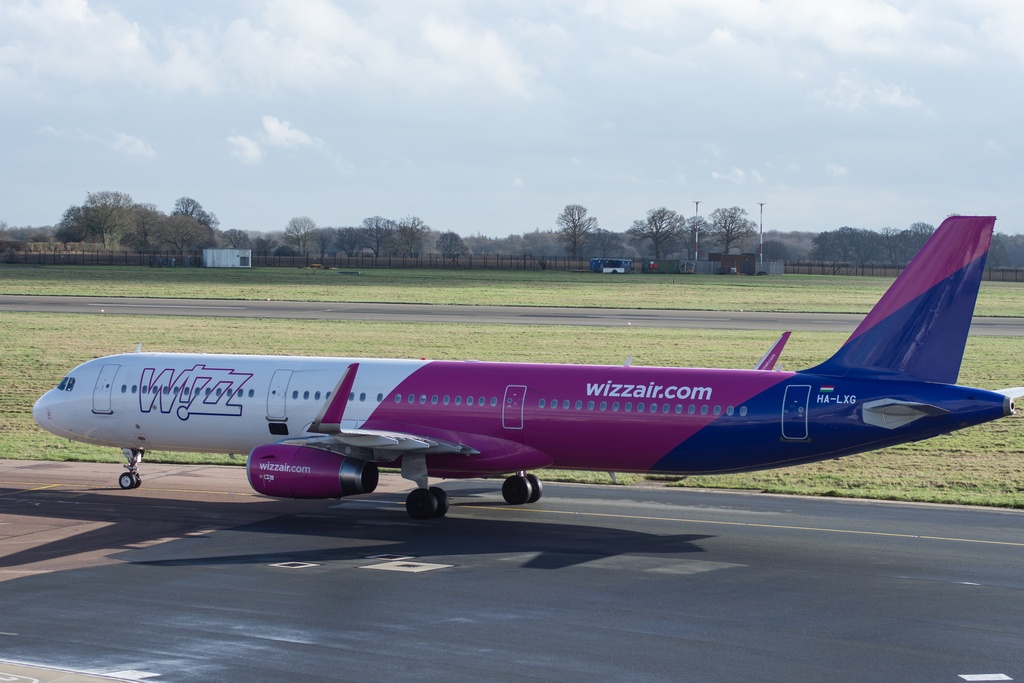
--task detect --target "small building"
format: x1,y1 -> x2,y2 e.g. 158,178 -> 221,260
589,258 -> 633,274
203,248 -> 252,268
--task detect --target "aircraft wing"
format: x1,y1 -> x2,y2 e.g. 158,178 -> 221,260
293,363 -> 480,461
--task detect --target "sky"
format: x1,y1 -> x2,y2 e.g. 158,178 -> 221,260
2,0 -> 1024,237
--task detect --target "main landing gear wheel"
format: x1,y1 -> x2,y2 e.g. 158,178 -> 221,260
429,486 -> 450,518
525,473 -> 543,503
407,487 -> 451,519
502,474 -> 533,505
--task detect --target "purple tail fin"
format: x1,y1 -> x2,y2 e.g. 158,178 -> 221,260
807,216 -> 995,384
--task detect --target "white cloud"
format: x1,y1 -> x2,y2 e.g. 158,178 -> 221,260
262,116 -> 314,148
109,132 -> 154,158
228,135 -> 264,165
811,70 -> 921,111
826,163 -> 849,177
712,167 -> 747,184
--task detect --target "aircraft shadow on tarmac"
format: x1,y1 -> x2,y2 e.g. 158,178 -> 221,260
0,485 -> 714,573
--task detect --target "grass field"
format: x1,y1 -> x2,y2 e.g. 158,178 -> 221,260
4,264 -> 1024,316
4,311 -> 1023,508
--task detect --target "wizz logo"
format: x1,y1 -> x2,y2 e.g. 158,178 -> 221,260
139,365 -> 253,421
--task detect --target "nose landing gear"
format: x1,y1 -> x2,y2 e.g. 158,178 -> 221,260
119,447 -> 144,489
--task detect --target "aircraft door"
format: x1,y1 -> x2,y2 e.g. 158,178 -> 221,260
267,369 -> 293,421
781,385 -> 811,440
92,364 -> 120,415
502,385 -> 527,430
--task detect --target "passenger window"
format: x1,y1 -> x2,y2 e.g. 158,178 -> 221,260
688,405 -> 695,415
612,401 -> 619,411
121,385 -> 127,393
455,396 -> 462,406
539,399 -> 546,408
637,403 -> 645,413
303,391 -> 310,400
662,404 -> 670,414
360,392 -> 366,401
420,394 -> 427,405
315,391 -> 321,400
562,400 -> 570,409
587,401 -> 595,410
132,386 -> 137,394
491,397 -> 497,407
480,397 -> 486,407
600,401 -> 607,411
675,404 -> 682,414
467,396 -> 474,406
714,406 -> 721,416
292,390 -> 298,399
701,405 -> 709,415
727,406 -> 734,416
395,394 -> 402,403
431,395 -> 438,405
377,393 -> 383,402
574,400 -> 582,410
249,389 -> 255,398
740,406 -> 748,417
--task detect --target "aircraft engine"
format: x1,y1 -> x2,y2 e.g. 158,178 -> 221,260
247,443 -> 379,499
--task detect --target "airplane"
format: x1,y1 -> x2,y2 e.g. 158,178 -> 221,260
33,216 -> 1023,519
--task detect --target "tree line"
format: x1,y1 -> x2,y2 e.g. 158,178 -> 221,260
4,191 -> 1024,268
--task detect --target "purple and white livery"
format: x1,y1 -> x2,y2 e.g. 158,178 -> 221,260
33,216 -> 1024,518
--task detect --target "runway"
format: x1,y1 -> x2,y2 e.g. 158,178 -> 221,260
1,460 -> 1022,682
2,294 -> 1024,335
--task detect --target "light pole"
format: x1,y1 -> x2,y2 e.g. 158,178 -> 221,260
693,199 -> 701,261
757,201 -> 766,264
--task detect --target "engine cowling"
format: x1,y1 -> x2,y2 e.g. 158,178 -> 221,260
247,444 -> 379,499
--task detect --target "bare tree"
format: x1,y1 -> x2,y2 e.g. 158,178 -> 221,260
83,191 -> 134,250
627,207 -> 684,259
436,231 -> 468,265
555,204 -> 597,259
336,226 -> 366,256
222,228 -> 252,249
252,233 -> 278,258
905,221 -> 935,255
172,197 -> 219,230
315,227 -> 338,262
396,216 -> 431,257
585,228 -> 624,258
361,216 -> 397,257
284,216 -> 318,256
158,214 -> 211,258
706,206 -> 757,255
123,203 -> 165,251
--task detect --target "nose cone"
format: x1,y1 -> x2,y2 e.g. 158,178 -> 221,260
33,389 -> 67,437
33,391 -> 51,428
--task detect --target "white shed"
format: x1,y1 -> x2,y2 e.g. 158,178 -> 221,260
203,248 -> 252,268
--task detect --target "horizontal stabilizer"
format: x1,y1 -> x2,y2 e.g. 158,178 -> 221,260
861,398 -> 949,430
755,331 -> 791,371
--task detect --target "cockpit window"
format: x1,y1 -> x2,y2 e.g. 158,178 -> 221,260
56,376 -> 76,391
57,377 -> 68,391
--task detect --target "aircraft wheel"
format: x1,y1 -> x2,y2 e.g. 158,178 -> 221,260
406,487 -> 438,520
118,472 -> 135,490
502,474 -> 533,505
132,473 -> 142,489
525,474 -> 543,503
429,486 -> 450,518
